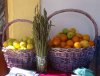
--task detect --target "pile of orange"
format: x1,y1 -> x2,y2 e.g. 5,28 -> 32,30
48,28 -> 95,48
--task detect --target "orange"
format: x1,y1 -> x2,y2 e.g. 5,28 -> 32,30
48,39 -> 54,47
53,37 -> 61,46
79,38 -> 83,42
66,40 -> 74,47
76,33 -> 83,39
64,45 -> 71,48
83,34 -> 90,41
55,45 -> 61,48
59,34 -> 67,42
60,42 -> 66,48
89,40 -> 95,46
72,36 -> 80,42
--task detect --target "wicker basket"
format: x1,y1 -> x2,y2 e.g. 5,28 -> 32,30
47,9 -> 98,72
2,19 -> 36,70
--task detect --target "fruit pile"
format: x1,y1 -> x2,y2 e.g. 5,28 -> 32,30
3,36 -> 34,50
48,28 -> 95,48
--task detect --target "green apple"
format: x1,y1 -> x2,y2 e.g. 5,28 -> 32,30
62,28 -> 69,34
69,28 -> 76,33
67,32 -> 75,39
58,32 -> 63,35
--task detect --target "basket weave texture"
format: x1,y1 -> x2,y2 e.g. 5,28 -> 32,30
2,19 -> 36,70
48,47 -> 95,72
2,48 -> 36,69
47,9 -> 98,72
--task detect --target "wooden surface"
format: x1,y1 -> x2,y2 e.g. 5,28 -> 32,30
0,51 -> 9,76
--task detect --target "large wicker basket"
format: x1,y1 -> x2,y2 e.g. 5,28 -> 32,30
47,9 -> 98,72
2,19 -> 36,70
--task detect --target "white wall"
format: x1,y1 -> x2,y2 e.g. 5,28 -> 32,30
41,0 -> 100,40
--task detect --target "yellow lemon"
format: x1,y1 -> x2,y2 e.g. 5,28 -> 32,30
6,45 -> 15,50
27,44 -> 34,50
20,41 -> 27,47
74,42 -> 81,48
7,38 -> 16,45
20,46 -> 27,50
13,41 -> 20,49
3,41 -> 8,47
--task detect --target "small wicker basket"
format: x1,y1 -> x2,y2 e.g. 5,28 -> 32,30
2,19 -> 36,70
47,9 -> 98,72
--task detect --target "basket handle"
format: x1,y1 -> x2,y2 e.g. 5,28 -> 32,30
2,19 -> 33,44
47,9 -> 98,40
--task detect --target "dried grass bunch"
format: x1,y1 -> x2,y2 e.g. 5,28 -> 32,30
32,6 -> 52,72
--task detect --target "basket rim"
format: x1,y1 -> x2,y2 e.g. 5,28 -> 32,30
2,47 -> 35,53
51,46 -> 95,49
47,9 -> 98,40
2,19 -> 33,44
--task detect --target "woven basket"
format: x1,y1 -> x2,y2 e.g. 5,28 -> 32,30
2,19 -> 36,70
47,9 -> 98,72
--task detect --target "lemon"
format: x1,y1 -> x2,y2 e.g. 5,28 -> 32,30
3,41 -> 8,47
27,44 -> 34,50
20,46 -> 27,50
13,41 -> 20,49
74,42 -> 81,48
20,41 -> 27,47
6,45 -> 15,50
27,38 -> 33,44
7,38 -> 16,45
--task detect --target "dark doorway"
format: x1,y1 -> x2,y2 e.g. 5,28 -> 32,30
0,0 -> 6,48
